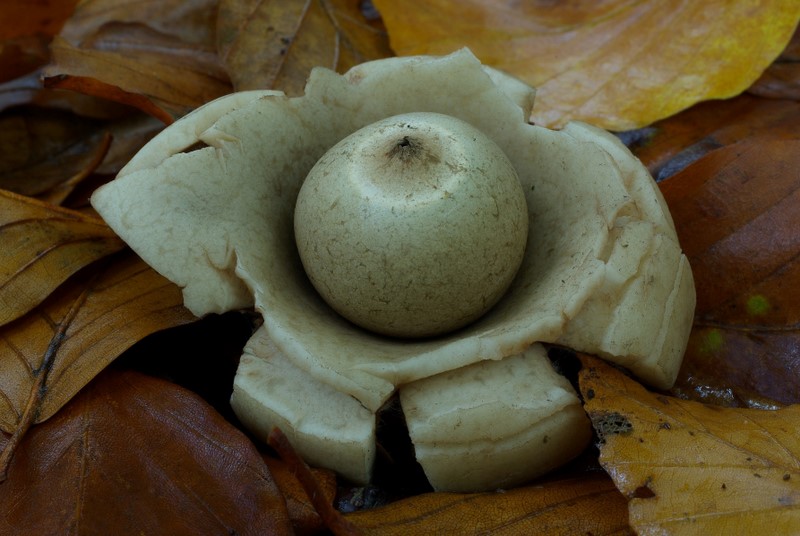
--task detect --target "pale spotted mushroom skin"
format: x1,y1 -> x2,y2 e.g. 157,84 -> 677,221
91,49 -> 695,491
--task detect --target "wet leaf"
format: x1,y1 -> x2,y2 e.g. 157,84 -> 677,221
0,252 -> 194,435
217,0 -> 392,95
0,368 -> 293,535
578,354 -> 800,535
344,473 -> 631,535
0,189 -> 124,326
374,0 -> 800,129
660,138 -> 800,407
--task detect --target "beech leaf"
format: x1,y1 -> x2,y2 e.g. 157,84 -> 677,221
217,0 -> 393,95
43,0 -> 231,121
659,138 -> 800,407
344,473 -> 631,535
373,0 -> 800,129
749,25 -> 800,100
0,252 -> 194,436
626,94 -> 800,181
0,368 -> 293,535
0,189 -> 124,326
578,354 -> 800,535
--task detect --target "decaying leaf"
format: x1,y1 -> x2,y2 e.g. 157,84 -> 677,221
0,368 -> 293,535
217,0 -> 393,94
344,473 -> 631,535
0,252 -> 194,435
579,354 -> 800,535
0,189 -> 124,326
373,0 -> 800,129
660,139 -> 800,407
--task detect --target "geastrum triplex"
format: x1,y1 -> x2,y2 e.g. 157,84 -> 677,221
91,49 -> 695,492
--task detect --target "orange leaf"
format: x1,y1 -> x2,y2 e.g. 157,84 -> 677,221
373,0 -> 800,129
659,138 -> 800,407
0,253 -> 194,435
0,189 -> 124,326
578,354 -> 800,535
0,368 -> 293,535
217,0 -> 393,95
344,473 -> 632,535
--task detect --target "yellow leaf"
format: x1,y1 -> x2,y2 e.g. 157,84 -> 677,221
373,0 -> 800,129
578,354 -> 800,535
345,473 -> 632,535
0,189 -> 124,326
0,253 -> 194,434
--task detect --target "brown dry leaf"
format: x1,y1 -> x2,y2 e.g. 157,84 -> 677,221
217,0 -> 393,95
265,455 -> 338,535
42,0 -> 231,122
0,108 -> 111,202
0,189 -> 124,326
344,473 -> 631,535
750,25 -> 800,100
43,30 -> 228,123
0,368 -> 293,535
658,138 -> 800,407
624,94 -> 800,181
0,252 -> 195,435
373,0 -> 800,129
578,354 -> 800,535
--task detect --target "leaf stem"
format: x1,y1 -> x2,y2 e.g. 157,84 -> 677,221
267,427 -> 364,536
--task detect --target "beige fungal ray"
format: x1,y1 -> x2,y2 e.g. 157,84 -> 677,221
91,49 -> 695,491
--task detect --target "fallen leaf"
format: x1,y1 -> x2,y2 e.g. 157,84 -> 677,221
269,427 -> 362,535
659,138 -> 800,407
43,31 -> 228,123
0,108 -> 111,202
578,354 -> 800,535
57,0 -> 218,47
373,0 -> 800,129
749,25 -> 800,100
0,0 -> 78,40
622,94 -> 800,181
0,34 -> 51,83
344,473 -> 631,535
217,0 -> 393,94
265,455 -> 338,535
42,0 -> 231,121
0,189 -> 124,326
0,252 -> 194,436
0,368 -> 293,535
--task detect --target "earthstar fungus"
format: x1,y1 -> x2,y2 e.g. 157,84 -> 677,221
91,49 -> 696,492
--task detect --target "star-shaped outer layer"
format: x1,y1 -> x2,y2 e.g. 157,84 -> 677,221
91,49 -> 695,490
